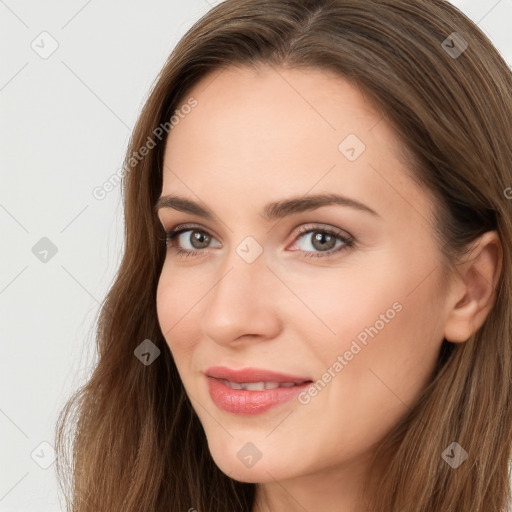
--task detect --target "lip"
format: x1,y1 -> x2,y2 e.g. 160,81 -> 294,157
205,366 -> 313,415
205,365 -> 312,384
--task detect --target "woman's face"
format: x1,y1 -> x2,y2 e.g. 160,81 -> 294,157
156,65 -> 450,483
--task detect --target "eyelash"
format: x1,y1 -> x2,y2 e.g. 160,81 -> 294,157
161,223 -> 354,260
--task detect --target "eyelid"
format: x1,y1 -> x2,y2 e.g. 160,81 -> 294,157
291,222 -> 353,241
162,222 -> 220,241
162,221 -> 355,259
162,221 -> 353,240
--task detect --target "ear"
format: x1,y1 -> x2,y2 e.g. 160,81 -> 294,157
443,231 -> 503,343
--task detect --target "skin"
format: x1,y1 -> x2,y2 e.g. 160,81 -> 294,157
155,65 -> 501,512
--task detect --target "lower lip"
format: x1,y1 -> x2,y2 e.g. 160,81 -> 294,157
207,376 -> 312,415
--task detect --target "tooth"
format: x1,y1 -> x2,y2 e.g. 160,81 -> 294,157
220,379 -> 301,390
242,382 -> 266,391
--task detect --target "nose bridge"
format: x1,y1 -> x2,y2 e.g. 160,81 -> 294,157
209,243 -> 266,316
213,232 -> 269,302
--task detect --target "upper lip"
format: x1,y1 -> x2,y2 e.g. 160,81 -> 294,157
205,365 -> 312,384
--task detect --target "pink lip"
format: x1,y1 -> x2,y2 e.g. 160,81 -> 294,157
205,366 -> 311,384
205,366 -> 313,415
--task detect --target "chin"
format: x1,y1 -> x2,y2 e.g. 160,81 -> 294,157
207,444 -> 294,484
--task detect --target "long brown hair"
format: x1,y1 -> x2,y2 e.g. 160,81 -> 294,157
54,1 -> 512,510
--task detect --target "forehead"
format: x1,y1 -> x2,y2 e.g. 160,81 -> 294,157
165,65 -> 382,166
161,65 -> 433,225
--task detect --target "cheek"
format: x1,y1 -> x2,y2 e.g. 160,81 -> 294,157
289,247 -> 445,359
291,258 -> 445,403
156,268 -> 200,357
308,271 -> 443,423
282,265 -> 404,363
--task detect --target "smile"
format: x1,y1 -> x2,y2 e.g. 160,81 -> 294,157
206,376 -> 313,415
218,378 -> 309,390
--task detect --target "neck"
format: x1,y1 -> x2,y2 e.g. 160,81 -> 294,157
252,450 -> 385,512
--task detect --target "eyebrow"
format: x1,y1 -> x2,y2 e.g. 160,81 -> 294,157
154,193 -> 380,221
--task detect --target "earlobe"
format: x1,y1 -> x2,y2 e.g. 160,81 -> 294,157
443,231 -> 502,343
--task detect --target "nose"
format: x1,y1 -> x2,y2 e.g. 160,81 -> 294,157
200,250 -> 282,347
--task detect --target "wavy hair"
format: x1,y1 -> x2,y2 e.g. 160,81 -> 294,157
55,1 -> 512,510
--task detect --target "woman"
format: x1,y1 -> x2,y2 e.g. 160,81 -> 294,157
55,1 -> 512,510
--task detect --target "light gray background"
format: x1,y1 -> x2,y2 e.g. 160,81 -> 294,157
1,1 -> 511,510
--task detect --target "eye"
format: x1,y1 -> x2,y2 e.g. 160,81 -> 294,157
161,223 -> 354,259
289,224 -> 354,259
163,224 -> 221,258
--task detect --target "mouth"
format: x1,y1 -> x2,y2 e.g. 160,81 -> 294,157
204,366 -> 314,415
216,378 -> 311,390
